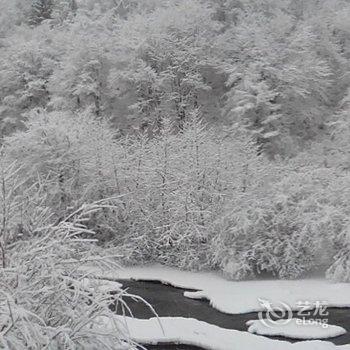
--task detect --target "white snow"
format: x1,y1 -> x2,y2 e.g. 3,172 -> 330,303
115,265 -> 350,314
81,277 -> 123,293
112,316 -> 350,350
87,265 -> 350,348
246,319 -> 347,340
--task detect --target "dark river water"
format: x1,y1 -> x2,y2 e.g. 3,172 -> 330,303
113,280 -> 350,349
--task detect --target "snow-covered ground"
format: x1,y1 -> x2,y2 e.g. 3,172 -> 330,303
113,316 -> 350,350
81,277 -> 123,293
114,265 -> 350,314
246,319 -> 347,340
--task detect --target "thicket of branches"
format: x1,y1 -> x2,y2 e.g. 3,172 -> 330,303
0,0 -> 350,288
0,156 -> 141,349
2,109 -> 350,282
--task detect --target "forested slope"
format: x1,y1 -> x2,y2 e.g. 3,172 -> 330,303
0,0 -> 350,283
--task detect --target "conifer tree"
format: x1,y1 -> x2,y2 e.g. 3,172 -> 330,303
29,0 -> 53,25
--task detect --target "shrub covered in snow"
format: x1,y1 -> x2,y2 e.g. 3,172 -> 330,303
0,158 -> 135,349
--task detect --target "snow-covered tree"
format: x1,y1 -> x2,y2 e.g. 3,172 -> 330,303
5,109 -> 118,220
0,24 -> 57,138
108,0 -> 221,131
48,9 -> 116,118
0,0 -> 31,37
221,6 -> 333,156
29,0 -> 54,25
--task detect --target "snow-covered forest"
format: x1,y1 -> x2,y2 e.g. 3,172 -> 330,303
1,0 -> 350,348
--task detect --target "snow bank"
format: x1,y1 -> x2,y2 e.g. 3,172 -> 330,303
116,265 -> 350,314
117,265 -> 222,290
81,278 -> 123,292
246,319 -> 347,340
114,316 -> 350,350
